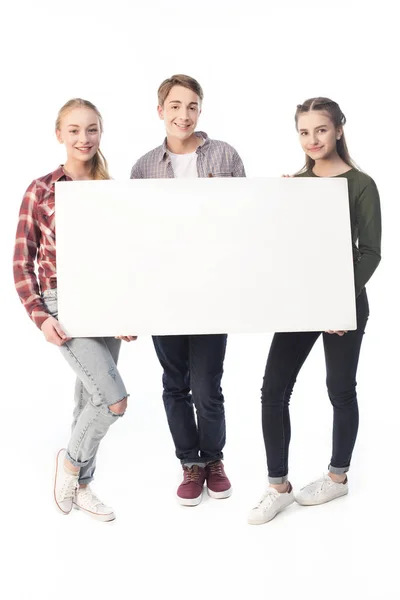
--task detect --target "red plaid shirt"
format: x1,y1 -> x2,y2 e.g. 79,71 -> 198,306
13,166 -> 72,329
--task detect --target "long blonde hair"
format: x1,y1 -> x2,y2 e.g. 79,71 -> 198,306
56,98 -> 110,180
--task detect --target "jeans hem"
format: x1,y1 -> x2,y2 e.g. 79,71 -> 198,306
78,476 -> 94,485
66,450 -> 90,468
268,475 -> 288,484
199,453 -> 224,463
179,454 -> 223,465
328,464 -> 349,475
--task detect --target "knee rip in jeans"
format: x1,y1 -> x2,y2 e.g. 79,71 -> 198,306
108,396 -> 128,416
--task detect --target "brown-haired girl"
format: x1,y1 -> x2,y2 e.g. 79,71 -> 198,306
13,99 -> 135,522
248,97 -> 382,525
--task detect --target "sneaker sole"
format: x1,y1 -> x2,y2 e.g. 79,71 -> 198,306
207,486 -> 232,499
73,504 -> 116,522
54,448 -> 73,516
177,492 -> 203,506
247,498 -> 294,525
295,488 -> 348,506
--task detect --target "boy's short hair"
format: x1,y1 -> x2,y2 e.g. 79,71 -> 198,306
158,74 -> 204,106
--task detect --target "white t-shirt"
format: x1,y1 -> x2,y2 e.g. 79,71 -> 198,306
169,151 -> 198,178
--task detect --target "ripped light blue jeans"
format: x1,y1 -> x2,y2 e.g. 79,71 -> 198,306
42,289 -> 128,484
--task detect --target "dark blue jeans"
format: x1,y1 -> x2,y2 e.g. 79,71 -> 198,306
261,289 -> 369,483
152,334 -> 227,464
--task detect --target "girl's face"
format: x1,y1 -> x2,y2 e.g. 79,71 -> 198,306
297,111 -> 342,161
56,107 -> 101,163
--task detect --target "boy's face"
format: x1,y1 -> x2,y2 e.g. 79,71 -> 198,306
158,85 -> 201,141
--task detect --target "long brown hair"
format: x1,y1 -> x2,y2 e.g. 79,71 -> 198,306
295,97 -> 359,173
55,98 -> 110,180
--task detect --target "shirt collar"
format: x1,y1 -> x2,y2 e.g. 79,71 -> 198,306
158,131 -> 210,163
51,165 -> 72,184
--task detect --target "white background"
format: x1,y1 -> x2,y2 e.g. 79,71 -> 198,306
1,1 -> 398,599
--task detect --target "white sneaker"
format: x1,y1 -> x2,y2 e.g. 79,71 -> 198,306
54,448 -> 79,515
248,484 -> 294,525
295,473 -> 348,506
73,485 -> 116,522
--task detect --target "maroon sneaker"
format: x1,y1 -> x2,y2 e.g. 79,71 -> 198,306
206,461 -> 232,499
177,465 -> 206,506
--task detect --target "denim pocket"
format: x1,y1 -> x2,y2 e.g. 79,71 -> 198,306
42,289 -> 58,317
42,288 -> 57,299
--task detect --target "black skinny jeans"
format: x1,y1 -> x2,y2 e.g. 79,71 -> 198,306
261,289 -> 369,483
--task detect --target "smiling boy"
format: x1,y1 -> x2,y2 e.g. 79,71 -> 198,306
130,74 -> 245,506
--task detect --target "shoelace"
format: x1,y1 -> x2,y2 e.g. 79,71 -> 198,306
78,488 -> 103,508
301,475 -> 332,495
60,475 -> 78,501
253,488 -> 278,510
184,467 -> 202,482
208,462 -> 223,476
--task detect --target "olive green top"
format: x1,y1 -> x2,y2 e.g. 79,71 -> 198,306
296,168 -> 382,297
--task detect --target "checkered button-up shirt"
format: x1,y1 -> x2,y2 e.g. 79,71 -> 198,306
130,131 -> 246,179
13,166 -> 72,329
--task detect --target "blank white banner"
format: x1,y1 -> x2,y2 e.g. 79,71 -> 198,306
55,177 -> 356,337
